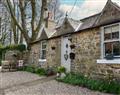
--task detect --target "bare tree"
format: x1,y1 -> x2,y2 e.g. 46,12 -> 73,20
0,1 -> 11,45
5,0 -> 48,50
0,14 -> 11,45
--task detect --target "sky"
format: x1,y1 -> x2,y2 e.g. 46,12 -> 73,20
60,0 -> 120,20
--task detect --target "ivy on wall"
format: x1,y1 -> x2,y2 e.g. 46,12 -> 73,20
0,44 -> 26,65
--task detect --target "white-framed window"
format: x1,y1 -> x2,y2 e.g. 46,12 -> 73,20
40,40 -> 47,59
102,23 -> 120,58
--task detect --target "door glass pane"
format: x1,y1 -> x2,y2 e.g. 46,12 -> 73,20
42,44 -> 46,49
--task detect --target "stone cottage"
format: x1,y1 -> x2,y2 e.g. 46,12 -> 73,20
30,0 -> 120,80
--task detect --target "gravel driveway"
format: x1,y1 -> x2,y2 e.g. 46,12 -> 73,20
0,71 -> 44,89
0,71 -> 113,95
4,80 -> 113,95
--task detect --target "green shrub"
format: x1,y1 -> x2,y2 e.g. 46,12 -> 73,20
17,44 -> 26,52
0,44 -> 26,53
56,73 -> 120,94
25,65 -> 35,73
57,66 -> 66,73
35,68 -> 46,75
18,65 -> 46,76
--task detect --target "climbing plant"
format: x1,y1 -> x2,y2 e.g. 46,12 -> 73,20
0,44 -> 26,64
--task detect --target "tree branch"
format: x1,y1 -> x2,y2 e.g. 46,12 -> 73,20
34,0 -> 47,38
19,0 -> 30,44
30,0 -> 36,39
6,0 -> 23,32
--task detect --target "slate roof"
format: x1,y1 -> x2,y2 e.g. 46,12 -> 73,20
77,0 -> 120,32
56,17 -> 80,30
39,29 -> 48,40
51,17 -> 80,38
32,0 -> 120,44
77,13 -> 100,31
31,20 -> 56,44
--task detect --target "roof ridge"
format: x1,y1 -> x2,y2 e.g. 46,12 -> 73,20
111,1 -> 120,11
93,0 -> 120,26
80,13 -> 101,21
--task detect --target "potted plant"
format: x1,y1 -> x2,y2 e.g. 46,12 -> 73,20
57,66 -> 66,78
46,66 -> 56,76
70,44 -> 75,49
105,53 -> 114,60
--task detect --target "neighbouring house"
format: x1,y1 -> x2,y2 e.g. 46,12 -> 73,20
30,0 -> 120,80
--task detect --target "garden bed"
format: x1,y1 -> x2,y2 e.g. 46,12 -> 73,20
56,73 -> 120,94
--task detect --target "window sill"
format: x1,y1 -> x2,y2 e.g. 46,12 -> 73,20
39,59 -> 46,62
97,59 -> 120,64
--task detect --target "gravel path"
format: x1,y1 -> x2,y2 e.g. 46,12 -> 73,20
0,71 -> 44,89
4,80 -> 113,95
0,71 -> 113,95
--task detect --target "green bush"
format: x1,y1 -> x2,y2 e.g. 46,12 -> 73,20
17,44 -> 26,52
57,66 -> 66,73
18,65 -> 46,76
56,73 -> 120,94
0,44 -> 26,53
0,44 -> 26,62
25,65 -> 36,73
35,68 -> 46,75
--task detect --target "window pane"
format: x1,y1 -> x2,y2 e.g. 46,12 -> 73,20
104,25 -> 119,40
112,32 -> 119,39
105,42 -> 120,57
104,27 -> 111,40
104,33 -> 111,40
40,41 -> 47,59
105,42 -> 112,56
104,27 -> 111,34
113,42 -> 120,56
41,50 -> 46,59
112,25 -> 119,33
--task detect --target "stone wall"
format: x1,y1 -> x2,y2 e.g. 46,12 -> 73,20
46,38 -> 61,68
30,27 -> 120,80
71,28 -> 101,74
30,38 -> 61,68
71,28 -> 120,80
30,43 -> 41,66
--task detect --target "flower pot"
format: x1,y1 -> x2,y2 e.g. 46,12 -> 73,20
105,54 -> 114,60
70,44 -> 75,49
